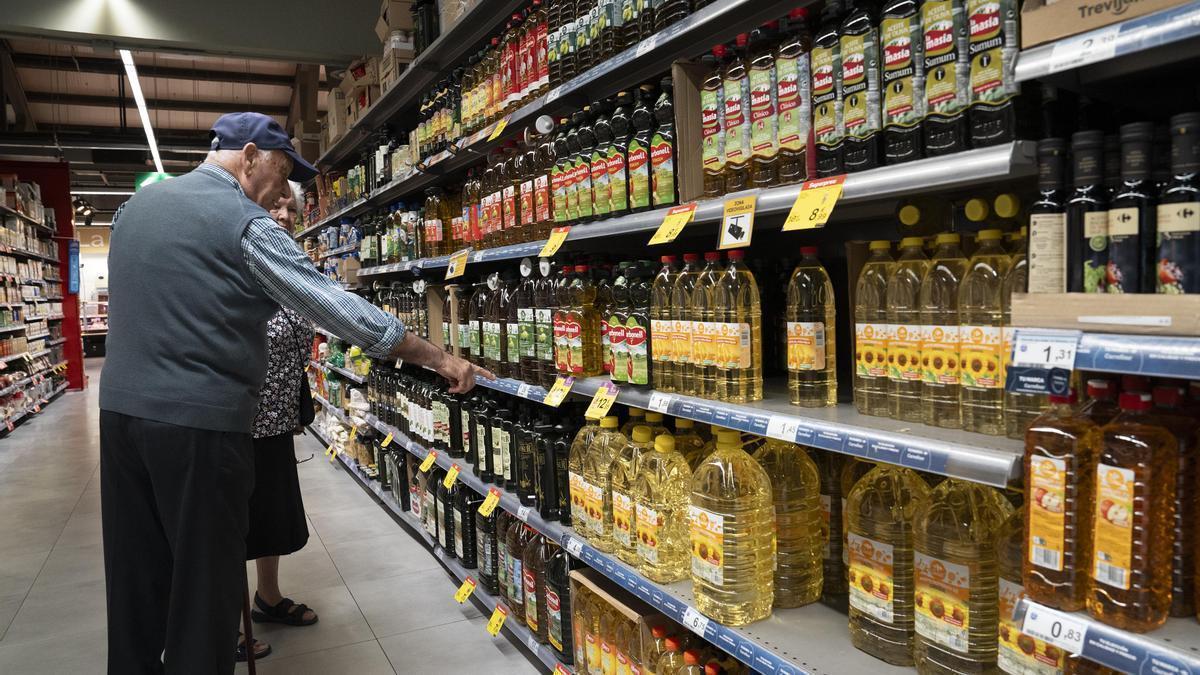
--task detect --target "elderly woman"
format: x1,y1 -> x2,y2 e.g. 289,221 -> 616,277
237,185 -> 318,662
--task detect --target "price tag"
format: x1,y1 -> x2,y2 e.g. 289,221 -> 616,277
445,248 -> 471,279
349,426 -> 358,441
32,404 -> 39,413
443,463 -> 461,488
538,227 -> 571,258
381,433 -> 394,447
454,577 -> 477,603
1021,604 -> 1089,654
326,445 -> 336,462
486,605 -> 509,636
517,383 -> 533,399
555,663 -> 571,675
565,536 -> 584,556
635,35 -> 658,57
647,392 -> 672,413
5,420 -> 12,432
517,505 -> 533,522
544,86 -> 563,104
1012,329 -> 1081,370
527,635 -> 539,651
782,176 -> 846,231
544,376 -> 575,407
717,196 -> 756,250
488,116 -> 511,142
584,381 -> 619,420
647,203 -> 698,245
479,487 -> 502,516
419,450 -> 438,472
766,416 -> 801,442
1047,25 -> 1121,74
681,607 -> 711,637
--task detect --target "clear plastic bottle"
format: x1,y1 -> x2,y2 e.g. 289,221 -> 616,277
1002,236 -> 1044,440
673,418 -> 709,471
569,418 -> 601,527
621,407 -> 646,438
651,256 -> 678,392
919,233 -> 968,429
582,416 -> 625,552
609,425 -> 653,565
753,439 -> 823,608
525,533 -> 553,641
714,250 -> 763,403
568,264 -> 604,377
1149,386 -> 1199,618
655,636 -> 686,675
809,450 -> 850,609
633,434 -> 693,583
643,412 -> 670,440
854,241 -> 894,417
1087,392 -> 1177,632
913,478 -> 1012,674
598,605 -> 620,675
671,254 -> 701,394
787,246 -> 837,407
998,508 -> 1069,675
846,464 -> 931,666
886,237 -> 929,421
691,252 -> 724,400
958,229 -> 1011,435
689,431 -> 775,625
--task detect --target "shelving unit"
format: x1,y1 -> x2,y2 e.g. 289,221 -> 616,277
310,359 -> 366,385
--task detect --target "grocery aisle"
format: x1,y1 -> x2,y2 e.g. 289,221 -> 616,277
0,359 -> 538,674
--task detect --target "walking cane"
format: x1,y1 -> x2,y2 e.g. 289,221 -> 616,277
243,580 -> 257,675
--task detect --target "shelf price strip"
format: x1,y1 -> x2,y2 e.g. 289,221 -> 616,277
454,577 -> 477,604
486,605 -> 508,636
782,176 -> 845,231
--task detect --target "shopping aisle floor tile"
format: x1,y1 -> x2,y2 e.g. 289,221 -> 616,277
235,639 -> 395,675
378,615 -> 538,675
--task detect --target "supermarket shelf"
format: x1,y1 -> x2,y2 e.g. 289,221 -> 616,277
81,330 -> 108,337
0,381 -> 69,432
46,337 -> 65,346
0,352 -> 28,365
1015,0 -> 1200,83
318,243 -> 360,260
44,314 -> 63,321
0,203 -> 50,233
315,326 -> 341,341
0,245 -> 59,263
1074,332 -> 1200,380
0,325 -> 23,334
312,393 -> 354,426
309,359 -> 366,385
474,374 -> 1022,487
357,141 -> 1036,276
28,349 -> 49,359
293,197 -> 369,240
26,332 -> 48,341
1014,599 -> 1200,674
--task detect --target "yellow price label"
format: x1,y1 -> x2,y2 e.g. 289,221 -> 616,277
454,577 -> 477,604
647,202 -> 698,245
488,116 -> 510,142
445,248 -> 471,279
584,381 -> 620,420
486,605 -> 508,636
381,433 -> 394,447
538,226 -> 572,258
443,463 -> 461,488
419,450 -> 438,472
326,445 -> 336,462
782,176 -> 846,231
479,487 -> 502,517
543,376 -> 575,408
555,664 -> 571,675
349,426 -> 357,441
717,195 -> 757,249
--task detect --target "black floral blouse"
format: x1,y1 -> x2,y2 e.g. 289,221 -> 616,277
253,308 -> 315,439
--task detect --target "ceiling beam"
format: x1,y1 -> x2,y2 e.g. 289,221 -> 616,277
10,53 -> 312,87
26,91 -> 289,115
0,40 -> 36,131
0,129 -> 211,153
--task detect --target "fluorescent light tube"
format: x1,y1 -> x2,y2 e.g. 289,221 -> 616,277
119,49 -> 164,173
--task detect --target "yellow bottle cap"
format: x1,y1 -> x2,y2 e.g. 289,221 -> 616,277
964,198 -> 989,222
935,233 -> 961,245
897,204 -> 921,227
675,418 -> 694,429
869,240 -> 891,251
978,228 -> 1004,241
632,425 -> 653,443
600,416 -> 619,429
714,429 -> 741,444
628,408 -> 645,418
993,193 -> 1020,218
645,411 -> 664,423
654,434 -> 675,452
900,236 -> 924,248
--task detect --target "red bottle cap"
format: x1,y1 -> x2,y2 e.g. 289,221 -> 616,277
1048,390 -> 1078,405
575,264 -> 590,273
560,265 -> 573,273
1121,374 -> 1151,392
727,250 -> 745,261
704,251 -> 722,261
736,33 -> 749,47
663,637 -> 681,652
1086,379 -> 1113,399
1153,385 -> 1184,408
789,7 -> 809,19
492,37 -> 500,46
1118,392 -> 1152,411
650,625 -> 669,639
705,665 -> 724,675
712,44 -> 727,58
684,650 -> 702,666
764,19 -> 781,30
660,255 -> 677,263
800,246 -> 819,256
683,253 -> 701,262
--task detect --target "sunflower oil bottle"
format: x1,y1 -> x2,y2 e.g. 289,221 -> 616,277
610,425 -> 654,566
689,431 -> 776,625
885,237 -> 929,421
714,250 -> 763,403
582,416 -> 625,552
1023,391 -> 1099,613
672,419 -> 708,472
787,247 -> 838,407
633,434 -> 693,583
753,439 -> 823,607
570,418 -> 602,527
691,252 -> 724,399
920,233 -> 968,429
1002,235 -> 1044,440
621,407 -> 646,438
1149,386 -> 1199,617
671,254 -> 701,394
809,450 -> 850,609
651,256 -> 678,392
998,507 -> 1068,675
1088,392 -> 1177,632
579,590 -> 602,674
656,636 -> 686,675
958,229 -> 1010,435
855,241 -> 895,417
643,412 -> 670,439
913,478 -> 1012,674
846,464 -> 931,666
568,265 -> 604,377
598,606 -> 621,675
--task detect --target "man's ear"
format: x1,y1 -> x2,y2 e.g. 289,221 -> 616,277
242,142 -> 260,173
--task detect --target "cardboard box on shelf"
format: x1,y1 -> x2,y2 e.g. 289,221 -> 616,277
329,90 -> 349,140
375,0 -> 415,44
1021,0 -> 1186,48
319,119 -> 330,158
671,60 -> 710,205
346,57 -> 379,88
1011,292 -> 1200,336
569,567 -> 674,671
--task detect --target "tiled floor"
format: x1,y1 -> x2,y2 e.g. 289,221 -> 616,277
0,360 -> 539,674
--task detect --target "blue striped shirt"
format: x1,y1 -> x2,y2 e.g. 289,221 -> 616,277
113,163 -> 405,358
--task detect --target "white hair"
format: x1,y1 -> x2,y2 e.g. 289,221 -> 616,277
205,147 -> 287,168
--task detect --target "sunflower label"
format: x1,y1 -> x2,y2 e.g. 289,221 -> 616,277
848,533 -> 895,624
713,322 -> 752,370
999,579 -> 1067,675
787,321 -> 826,371
888,323 -> 922,382
651,319 -> 673,364
921,325 -> 960,385
915,552 -> 971,654
568,472 -> 585,524
689,505 -> 724,585
612,490 -> 634,548
1029,457 -> 1067,572
635,503 -> 661,563
960,325 -> 1003,389
855,322 -> 890,378
1093,464 -> 1133,589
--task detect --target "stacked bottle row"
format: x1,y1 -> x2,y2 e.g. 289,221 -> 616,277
373,279 -> 430,342
1027,112 -> 1200,295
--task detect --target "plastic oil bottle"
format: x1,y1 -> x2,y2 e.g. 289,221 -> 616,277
590,99 -> 615,220
920,0 -> 970,156
535,259 -> 558,388
568,264 -> 603,377
1022,390 -> 1099,612
625,263 -> 653,386
1149,385 -> 1199,617
913,478 -> 1013,674
786,247 -> 837,407
620,407 -> 646,439
777,8 -> 813,186
747,20 -> 781,189
881,0 -> 925,164
845,463 -> 931,666
1088,392 -> 1177,632
671,253 -> 701,394
609,425 -> 653,566
958,229 -> 1011,436
606,91 -> 633,218
582,416 -> 625,552
524,533 -> 553,641
997,507 -> 1069,675
651,256 -> 678,392
691,252 -> 724,400
753,439 -> 823,608
722,35 -> 753,194
813,1 -> 845,176
886,237 -> 929,421
809,451 -> 850,609
546,544 -> 574,662
714,250 -> 763,403
1002,232 -> 1045,440
627,84 -> 656,213
569,417 -> 601,527
689,430 -> 775,625
854,241 -> 894,417
632,434 -> 693,583
651,76 -> 678,208
839,0 -> 882,172
919,233 -> 968,429
674,418 -> 709,471
701,47 -> 728,199
552,264 -> 573,376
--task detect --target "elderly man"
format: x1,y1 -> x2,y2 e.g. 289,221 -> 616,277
99,112 -> 491,674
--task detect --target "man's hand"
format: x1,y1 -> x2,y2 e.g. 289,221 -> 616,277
435,352 -> 495,394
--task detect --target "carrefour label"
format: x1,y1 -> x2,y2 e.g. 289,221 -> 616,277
701,86 -> 725,167
1093,464 -> 1134,589
998,578 -> 1065,675
777,52 -> 811,152
1029,213 -> 1067,293
591,151 -> 612,217
888,324 -> 922,382
712,322 -> 752,370
960,325 -> 1003,389
1028,456 -> 1067,572
848,533 -> 895,624
882,15 -> 924,129
921,324 -> 960,385
505,322 -> 520,365
628,141 -> 651,210
650,137 -> 675,208
968,0 -> 1017,106
723,74 -> 752,164
612,490 -> 634,548
786,321 -> 826,371
673,318 -> 693,366
535,174 -> 551,223
749,66 -> 778,159
855,322 -> 890,378
915,552 -> 971,654
840,32 -> 880,139
689,505 -> 724,585
1157,202 -> 1200,293
923,0 -> 970,120
607,148 -> 629,213
812,44 -> 842,148
635,503 -> 660,563
483,320 -> 501,363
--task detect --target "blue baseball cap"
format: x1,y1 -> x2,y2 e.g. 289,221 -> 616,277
209,112 -> 318,181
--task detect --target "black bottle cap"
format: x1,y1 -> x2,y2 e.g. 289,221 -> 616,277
1070,130 -> 1104,185
1169,112 -> 1200,173
1119,122 -> 1153,181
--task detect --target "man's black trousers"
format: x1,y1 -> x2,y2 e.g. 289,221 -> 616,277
100,410 -> 255,675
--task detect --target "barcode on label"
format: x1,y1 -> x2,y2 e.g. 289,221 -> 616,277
517,505 -> 532,521
565,537 -> 583,556
647,392 -> 672,413
1032,546 -> 1061,571
1095,561 -> 1127,589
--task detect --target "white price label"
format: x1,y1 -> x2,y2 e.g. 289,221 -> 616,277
527,635 -> 539,651
435,547 -> 447,560
766,416 -> 800,442
1047,25 -> 1121,74
565,536 -> 583,556
1011,329 -> 1081,370
647,392 -> 672,413
1021,604 -> 1089,654
635,36 -> 657,57
681,607 -> 711,637
517,505 -> 532,521
544,86 -> 563,104
517,383 -> 533,398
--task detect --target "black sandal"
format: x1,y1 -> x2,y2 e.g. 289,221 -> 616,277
251,592 -> 319,626
235,634 -> 271,662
